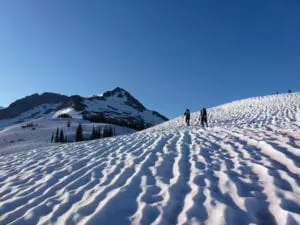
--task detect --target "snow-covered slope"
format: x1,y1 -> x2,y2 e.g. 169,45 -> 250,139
0,93 -> 299,225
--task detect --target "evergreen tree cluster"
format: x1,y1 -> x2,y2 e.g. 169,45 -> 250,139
51,123 -> 116,144
82,114 -> 147,131
90,125 -> 115,140
57,113 -> 72,119
102,125 -> 116,138
51,128 -> 68,143
90,126 -> 102,140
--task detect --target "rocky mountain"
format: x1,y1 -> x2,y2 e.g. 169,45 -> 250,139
0,93 -> 68,120
0,88 -> 168,130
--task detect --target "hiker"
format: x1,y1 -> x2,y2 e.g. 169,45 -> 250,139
184,109 -> 191,126
200,108 -> 208,128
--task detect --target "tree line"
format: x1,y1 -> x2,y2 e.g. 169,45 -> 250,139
51,122 -> 116,143
51,128 -> 68,143
82,114 -> 147,131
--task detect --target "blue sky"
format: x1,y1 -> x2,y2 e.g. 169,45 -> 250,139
1,0 -> 300,118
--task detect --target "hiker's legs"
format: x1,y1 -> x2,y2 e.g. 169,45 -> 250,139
185,117 -> 189,126
204,118 -> 208,127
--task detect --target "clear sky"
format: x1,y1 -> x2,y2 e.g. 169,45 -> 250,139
1,0 -> 300,118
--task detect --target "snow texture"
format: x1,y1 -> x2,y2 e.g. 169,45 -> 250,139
0,93 -> 299,225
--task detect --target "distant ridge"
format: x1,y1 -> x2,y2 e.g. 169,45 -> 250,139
0,87 -> 168,130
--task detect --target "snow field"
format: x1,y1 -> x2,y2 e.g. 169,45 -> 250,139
0,93 -> 299,225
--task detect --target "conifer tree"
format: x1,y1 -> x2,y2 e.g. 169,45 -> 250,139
94,125 -> 97,139
109,126 -> 113,137
51,132 -> 54,143
75,124 -> 84,142
90,126 -> 97,140
103,126 -> 108,138
59,129 -> 65,143
67,120 -> 71,128
55,128 -> 60,143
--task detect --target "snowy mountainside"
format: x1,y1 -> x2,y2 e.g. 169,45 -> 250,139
0,104 -> 60,129
0,93 -> 68,120
0,93 -> 299,225
55,87 -> 168,127
0,87 -> 168,130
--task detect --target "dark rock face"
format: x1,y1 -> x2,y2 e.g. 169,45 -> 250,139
57,95 -> 86,111
0,93 -> 69,120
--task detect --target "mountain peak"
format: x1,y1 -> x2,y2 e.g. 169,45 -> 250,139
101,87 -> 129,97
94,87 -> 146,112
95,87 -> 126,97
112,87 -> 126,93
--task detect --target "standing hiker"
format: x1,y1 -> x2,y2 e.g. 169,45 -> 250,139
184,109 -> 191,126
200,108 -> 208,128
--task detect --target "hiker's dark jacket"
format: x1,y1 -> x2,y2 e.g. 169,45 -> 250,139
201,109 -> 207,119
184,110 -> 191,119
